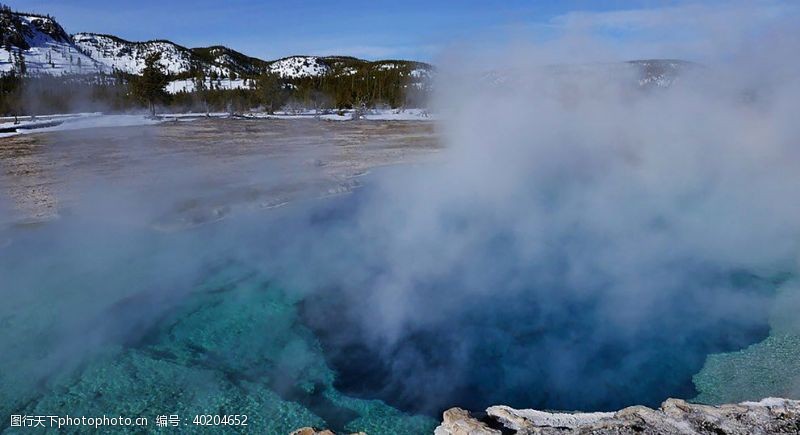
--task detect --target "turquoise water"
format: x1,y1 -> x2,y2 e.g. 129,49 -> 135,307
693,277 -> 800,404
0,214 -> 436,434
0,172 -> 794,434
1,263 -> 436,434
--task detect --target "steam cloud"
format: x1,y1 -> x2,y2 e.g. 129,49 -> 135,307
270,2 -> 800,412
1,0 -> 800,419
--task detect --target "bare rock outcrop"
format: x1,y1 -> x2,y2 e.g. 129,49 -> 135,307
435,397 -> 800,434
486,406 -> 614,432
434,407 -> 501,435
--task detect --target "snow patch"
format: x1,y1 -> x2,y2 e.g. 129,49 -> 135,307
269,56 -> 329,78
166,78 -> 253,94
20,114 -> 163,133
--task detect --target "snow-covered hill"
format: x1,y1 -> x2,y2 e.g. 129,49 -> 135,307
268,56 -> 328,78
0,10 -> 106,75
265,56 -> 434,80
1,6 -> 434,82
72,34 -> 269,77
2,4 -> 682,94
192,45 -> 268,76
72,33 -> 195,75
69,33 -> 435,81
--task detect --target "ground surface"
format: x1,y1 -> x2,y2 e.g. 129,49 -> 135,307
0,118 -> 439,225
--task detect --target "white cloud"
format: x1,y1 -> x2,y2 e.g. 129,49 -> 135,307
540,1 -> 797,61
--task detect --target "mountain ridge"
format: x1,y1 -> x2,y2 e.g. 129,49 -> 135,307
0,8 -> 106,75
1,6 -> 433,80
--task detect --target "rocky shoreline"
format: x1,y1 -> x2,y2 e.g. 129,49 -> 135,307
292,397 -> 800,434
434,397 -> 799,435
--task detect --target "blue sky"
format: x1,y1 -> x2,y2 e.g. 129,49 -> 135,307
9,1 -> 782,62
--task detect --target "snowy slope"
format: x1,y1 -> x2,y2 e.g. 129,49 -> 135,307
2,4 -> 675,95
192,45 -> 267,76
72,34 -> 273,77
72,33 -> 195,75
265,56 -> 436,80
0,11 -> 106,75
268,56 -> 329,78
1,7 -> 435,82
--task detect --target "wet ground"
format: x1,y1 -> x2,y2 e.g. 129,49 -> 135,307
0,118 -> 440,225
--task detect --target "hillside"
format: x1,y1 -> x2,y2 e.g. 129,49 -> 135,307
0,7 -> 106,75
72,33 -> 196,76
72,34 -> 277,78
191,45 -> 268,76
1,4 -> 687,115
1,5 -> 434,83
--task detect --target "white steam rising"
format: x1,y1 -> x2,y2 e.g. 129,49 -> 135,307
279,2 -> 800,411
1,0 -> 799,418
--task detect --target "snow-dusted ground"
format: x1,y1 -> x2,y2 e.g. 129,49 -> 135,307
166,78 -> 253,94
241,108 -> 434,121
0,112 -> 99,131
0,113 -> 101,123
31,114 -> 163,133
0,113 -> 163,136
363,108 -> 432,120
157,112 -> 231,119
0,109 -> 434,137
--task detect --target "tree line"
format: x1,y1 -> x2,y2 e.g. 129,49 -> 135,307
0,52 -> 431,116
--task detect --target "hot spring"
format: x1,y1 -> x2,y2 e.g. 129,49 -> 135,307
3,55 -> 800,433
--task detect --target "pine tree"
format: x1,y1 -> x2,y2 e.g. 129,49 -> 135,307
130,53 -> 168,117
193,68 -> 209,113
14,48 -> 26,76
256,72 -> 287,113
